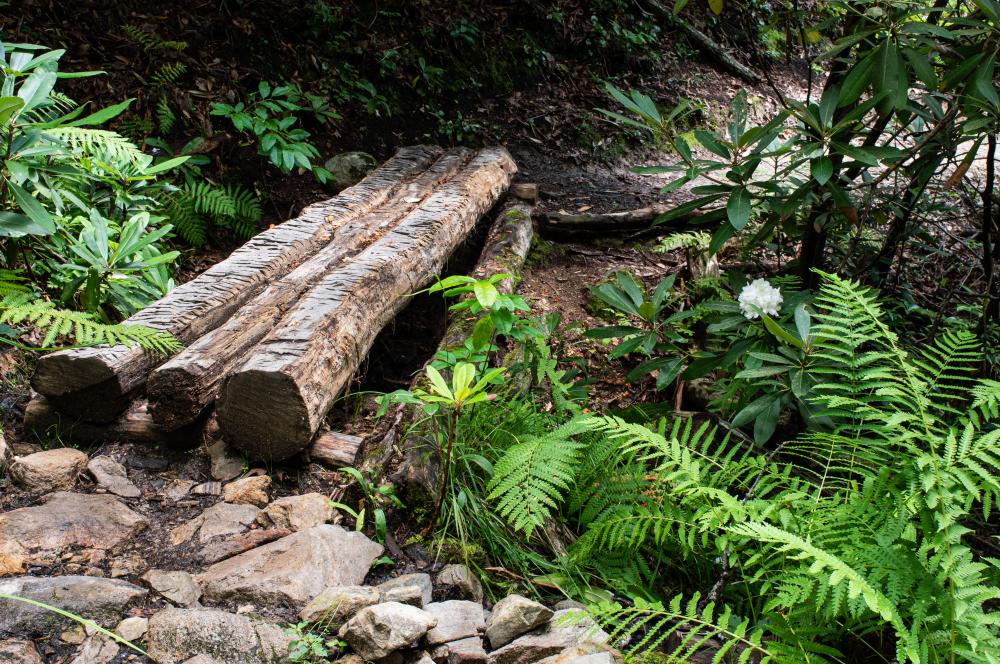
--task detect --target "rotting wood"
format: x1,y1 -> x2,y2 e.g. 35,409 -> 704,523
509,182 -> 540,202
309,431 -> 365,468
146,148 -> 476,431
217,147 -> 516,461
31,146 -> 444,422
536,203 -> 674,233
25,394 -> 158,444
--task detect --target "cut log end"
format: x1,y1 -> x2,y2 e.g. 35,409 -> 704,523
217,369 -> 313,461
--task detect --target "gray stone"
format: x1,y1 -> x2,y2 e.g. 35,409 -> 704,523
378,573 -> 433,607
536,646 -> 621,664
146,607 -> 292,664
199,524 -> 383,608
169,501 -> 260,546
485,595 -> 553,649
181,657 -> 224,664
257,493 -> 333,532
437,564 -> 483,602
144,569 -> 202,607
338,602 -> 437,661
0,639 -> 44,664
87,456 -> 141,498
10,448 -> 87,493
553,600 -> 585,612
0,493 -> 147,575
0,429 -> 10,466
425,601 -> 485,646
0,576 -> 147,638
223,475 -> 271,507
440,637 -> 487,664
207,440 -> 244,481
70,635 -> 119,664
324,152 -> 378,191
115,616 -> 149,642
487,610 -> 610,664
161,479 -> 195,502
382,584 -> 427,607
298,585 -> 380,627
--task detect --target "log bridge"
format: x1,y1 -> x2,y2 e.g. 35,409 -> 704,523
27,146 -> 519,461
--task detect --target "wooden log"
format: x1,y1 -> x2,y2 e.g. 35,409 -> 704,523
24,394 -> 165,444
146,148 -> 476,431
536,203 -> 674,233
31,146 -> 444,422
309,431 -> 364,468
217,147 -> 516,461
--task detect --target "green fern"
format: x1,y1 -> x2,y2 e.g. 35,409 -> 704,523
167,181 -> 260,246
45,127 -> 146,163
156,95 -> 176,134
151,62 -> 187,90
121,24 -> 187,52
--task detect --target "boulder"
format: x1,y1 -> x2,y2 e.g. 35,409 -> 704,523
338,602 -> 437,660
0,639 -> 44,664
436,564 -> 483,602
437,637 -> 488,664
169,502 -> 260,546
0,576 -> 146,638
324,152 -> 378,191
199,524 -> 383,608
424,601 -> 486,646
485,595 -> 553,648
257,493 -> 333,532
223,475 -> 271,507
115,616 -> 149,642
87,456 -> 141,498
536,646 -> 621,664
144,569 -> 202,607
378,573 -> 434,608
299,585 -> 380,628
10,448 -> 87,493
207,440 -> 243,481
487,610 -> 611,664
0,492 -> 147,575
70,635 -> 119,664
145,607 -> 292,664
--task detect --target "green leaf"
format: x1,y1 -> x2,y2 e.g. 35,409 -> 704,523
8,181 -> 55,234
694,129 -> 730,158
65,98 -> 134,127
424,365 -> 452,400
763,315 -> 803,349
726,187 -> 752,230
0,96 -> 24,125
794,304 -> 810,342
838,53 -> 874,107
754,397 -> 781,444
473,281 -> 499,308
811,156 -> 833,185
0,211 -> 53,237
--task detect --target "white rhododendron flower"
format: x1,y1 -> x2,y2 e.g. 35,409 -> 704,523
738,278 -> 783,319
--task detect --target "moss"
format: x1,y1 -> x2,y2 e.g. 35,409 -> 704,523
524,236 -> 564,269
431,536 -> 486,565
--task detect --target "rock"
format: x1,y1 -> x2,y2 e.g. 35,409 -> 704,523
207,440 -> 244,481
199,528 -> 292,564
338,602 -> 437,661
382,584 -> 427,607
199,524 -> 383,608
0,639 -> 44,664
62,626 -> 87,644
87,456 -> 141,498
109,553 -> 147,578
425,601 -> 486,646
0,493 -> 147,575
223,475 -> 271,506
10,448 -> 87,493
181,657 -> 224,664
144,569 -> 202,607
191,481 -> 222,496
324,152 -> 377,191
436,564 -> 483,602
146,607 -> 292,664
298,585 -> 380,628
536,646 -> 621,664
440,637 -> 488,664
487,610 -> 610,664
378,573 -> 433,608
485,595 -> 554,648
70,636 -> 119,664
552,600 -> 585,612
161,479 -> 196,502
115,616 -> 149,642
0,576 -> 146,638
256,493 -> 333,532
0,429 -> 10,466
169,501 -> 260,546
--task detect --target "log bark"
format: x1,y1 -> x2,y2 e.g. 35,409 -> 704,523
309,431 -> 364,468
24,394 -> 165,444
536,203 -> 674,234
217,147 -> 516,461
146,148 -> 475,431
31,146 -> 444,422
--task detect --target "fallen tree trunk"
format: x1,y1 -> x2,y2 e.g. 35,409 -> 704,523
217,147 -> 516,461
146,148 -> 475,431
309,431 -> 365,468
536,203 -> 674,234
31,146 -> 443,422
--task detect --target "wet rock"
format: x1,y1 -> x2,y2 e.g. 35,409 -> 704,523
144,569 -> 202,607
199,524 -> 383,608
338,602 -> 437,660
486,610 -> 611,664
10,448 -> 87,493
378,573 -> 434,608
0,639 -> 44,664
70,635 -> 119,664
0,492 -> 147,575
223,475 -> 271,506
87,456 -> 141,499
485,595 -> 553,649
425,601 -> 486,646
115,616 -> 149,642
298,585 -> 380,627
439,637 -> 488,664
256,493 -> 333,532
0,576 -> 147,638
169,501 -> 259,546
207,441 -> 243,481
146,607 -> 292,664
324,152 -> 377,191
436,564 -> 483,602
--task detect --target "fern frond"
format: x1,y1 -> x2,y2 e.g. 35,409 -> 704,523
912,329 -> 981,417
151,62 -> 187,89
156,95 -> 176,134
44,127 -> 146,163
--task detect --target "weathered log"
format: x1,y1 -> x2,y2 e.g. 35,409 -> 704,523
309,431 -> 365,468
24,394 -> 165,444
31,146 -> 444,422
146,148 -> 476,431
536,203 -> 673,233
217,147 -> 516,460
